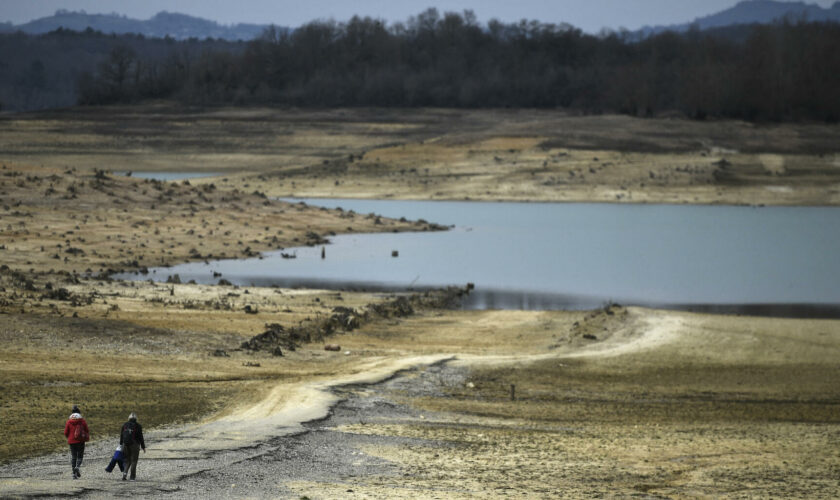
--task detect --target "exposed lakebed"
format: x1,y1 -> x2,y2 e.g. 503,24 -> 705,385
114,197 -> 840,315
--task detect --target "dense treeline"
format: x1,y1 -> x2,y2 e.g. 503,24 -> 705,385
0,28 -> 245,111
3,10 -> 840,121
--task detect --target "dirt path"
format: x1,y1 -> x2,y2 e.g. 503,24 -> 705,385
0,310 -> 720,498
1,307 -> 838,498
0,355 -> 453,498
0,312 -> 657,497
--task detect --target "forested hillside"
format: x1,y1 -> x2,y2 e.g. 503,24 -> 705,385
2,9 -> 839,121
0,28 -> 245,111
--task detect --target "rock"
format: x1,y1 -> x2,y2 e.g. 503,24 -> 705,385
583,334 -> 597,340
324,344 -> 341,351
330,306 -> 360,331
368,296 -> 414,318
42,287 -> 72,301
211,349 -> 230,357
241,323 -> 305,352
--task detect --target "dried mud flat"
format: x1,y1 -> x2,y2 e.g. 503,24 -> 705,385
1,307 -> 839,498
2,106 -> 840,205
1,106 -> 839,498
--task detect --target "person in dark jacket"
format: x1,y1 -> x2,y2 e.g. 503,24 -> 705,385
63,405 -> 90,479
119,412 -> 146,481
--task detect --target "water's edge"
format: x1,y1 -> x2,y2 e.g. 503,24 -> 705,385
112,194 -> 840,318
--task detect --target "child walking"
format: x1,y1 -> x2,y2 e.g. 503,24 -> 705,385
104,444 -> 125,474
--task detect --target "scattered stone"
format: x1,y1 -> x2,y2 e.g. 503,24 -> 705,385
241,323 -> 306,352
238,286 -> 472,354
329,306 -> 360,331
324,344 -> 341,351
211,349 -> 230,357
41,287 -> 72,301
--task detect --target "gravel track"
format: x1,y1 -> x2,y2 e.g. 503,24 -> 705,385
0,360 -> 462,499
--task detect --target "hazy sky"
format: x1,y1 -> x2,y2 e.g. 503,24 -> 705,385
2,0 -> 838,32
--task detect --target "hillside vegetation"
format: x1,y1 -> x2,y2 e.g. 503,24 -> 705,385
1,10 -> 838,122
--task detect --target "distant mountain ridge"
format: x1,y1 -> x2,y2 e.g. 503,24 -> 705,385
0,9 -> 273,41
640,0 -> 840,35
1,1 -> 839,41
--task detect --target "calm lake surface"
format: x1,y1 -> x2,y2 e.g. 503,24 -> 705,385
116,198 -> 840,314
114,171 -> 220,181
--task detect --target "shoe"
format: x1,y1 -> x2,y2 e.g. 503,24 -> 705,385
122,473 -> 127,481
130,478 -> 136,481
74,467 -> 81,478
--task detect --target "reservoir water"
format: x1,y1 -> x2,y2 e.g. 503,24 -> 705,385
116,198 -> 840,315
114,171 -> 221,181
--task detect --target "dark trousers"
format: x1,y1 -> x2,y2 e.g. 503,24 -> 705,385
69,442 -> 85,471
123,442 -> 141,479
105,457 -> 124,472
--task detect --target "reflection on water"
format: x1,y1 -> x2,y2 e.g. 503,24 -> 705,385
114,198 -> 840,315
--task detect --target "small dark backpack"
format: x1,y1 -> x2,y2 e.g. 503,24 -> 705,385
121,421 -> 136,445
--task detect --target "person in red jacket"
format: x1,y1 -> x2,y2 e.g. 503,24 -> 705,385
63,405 -> 90,479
